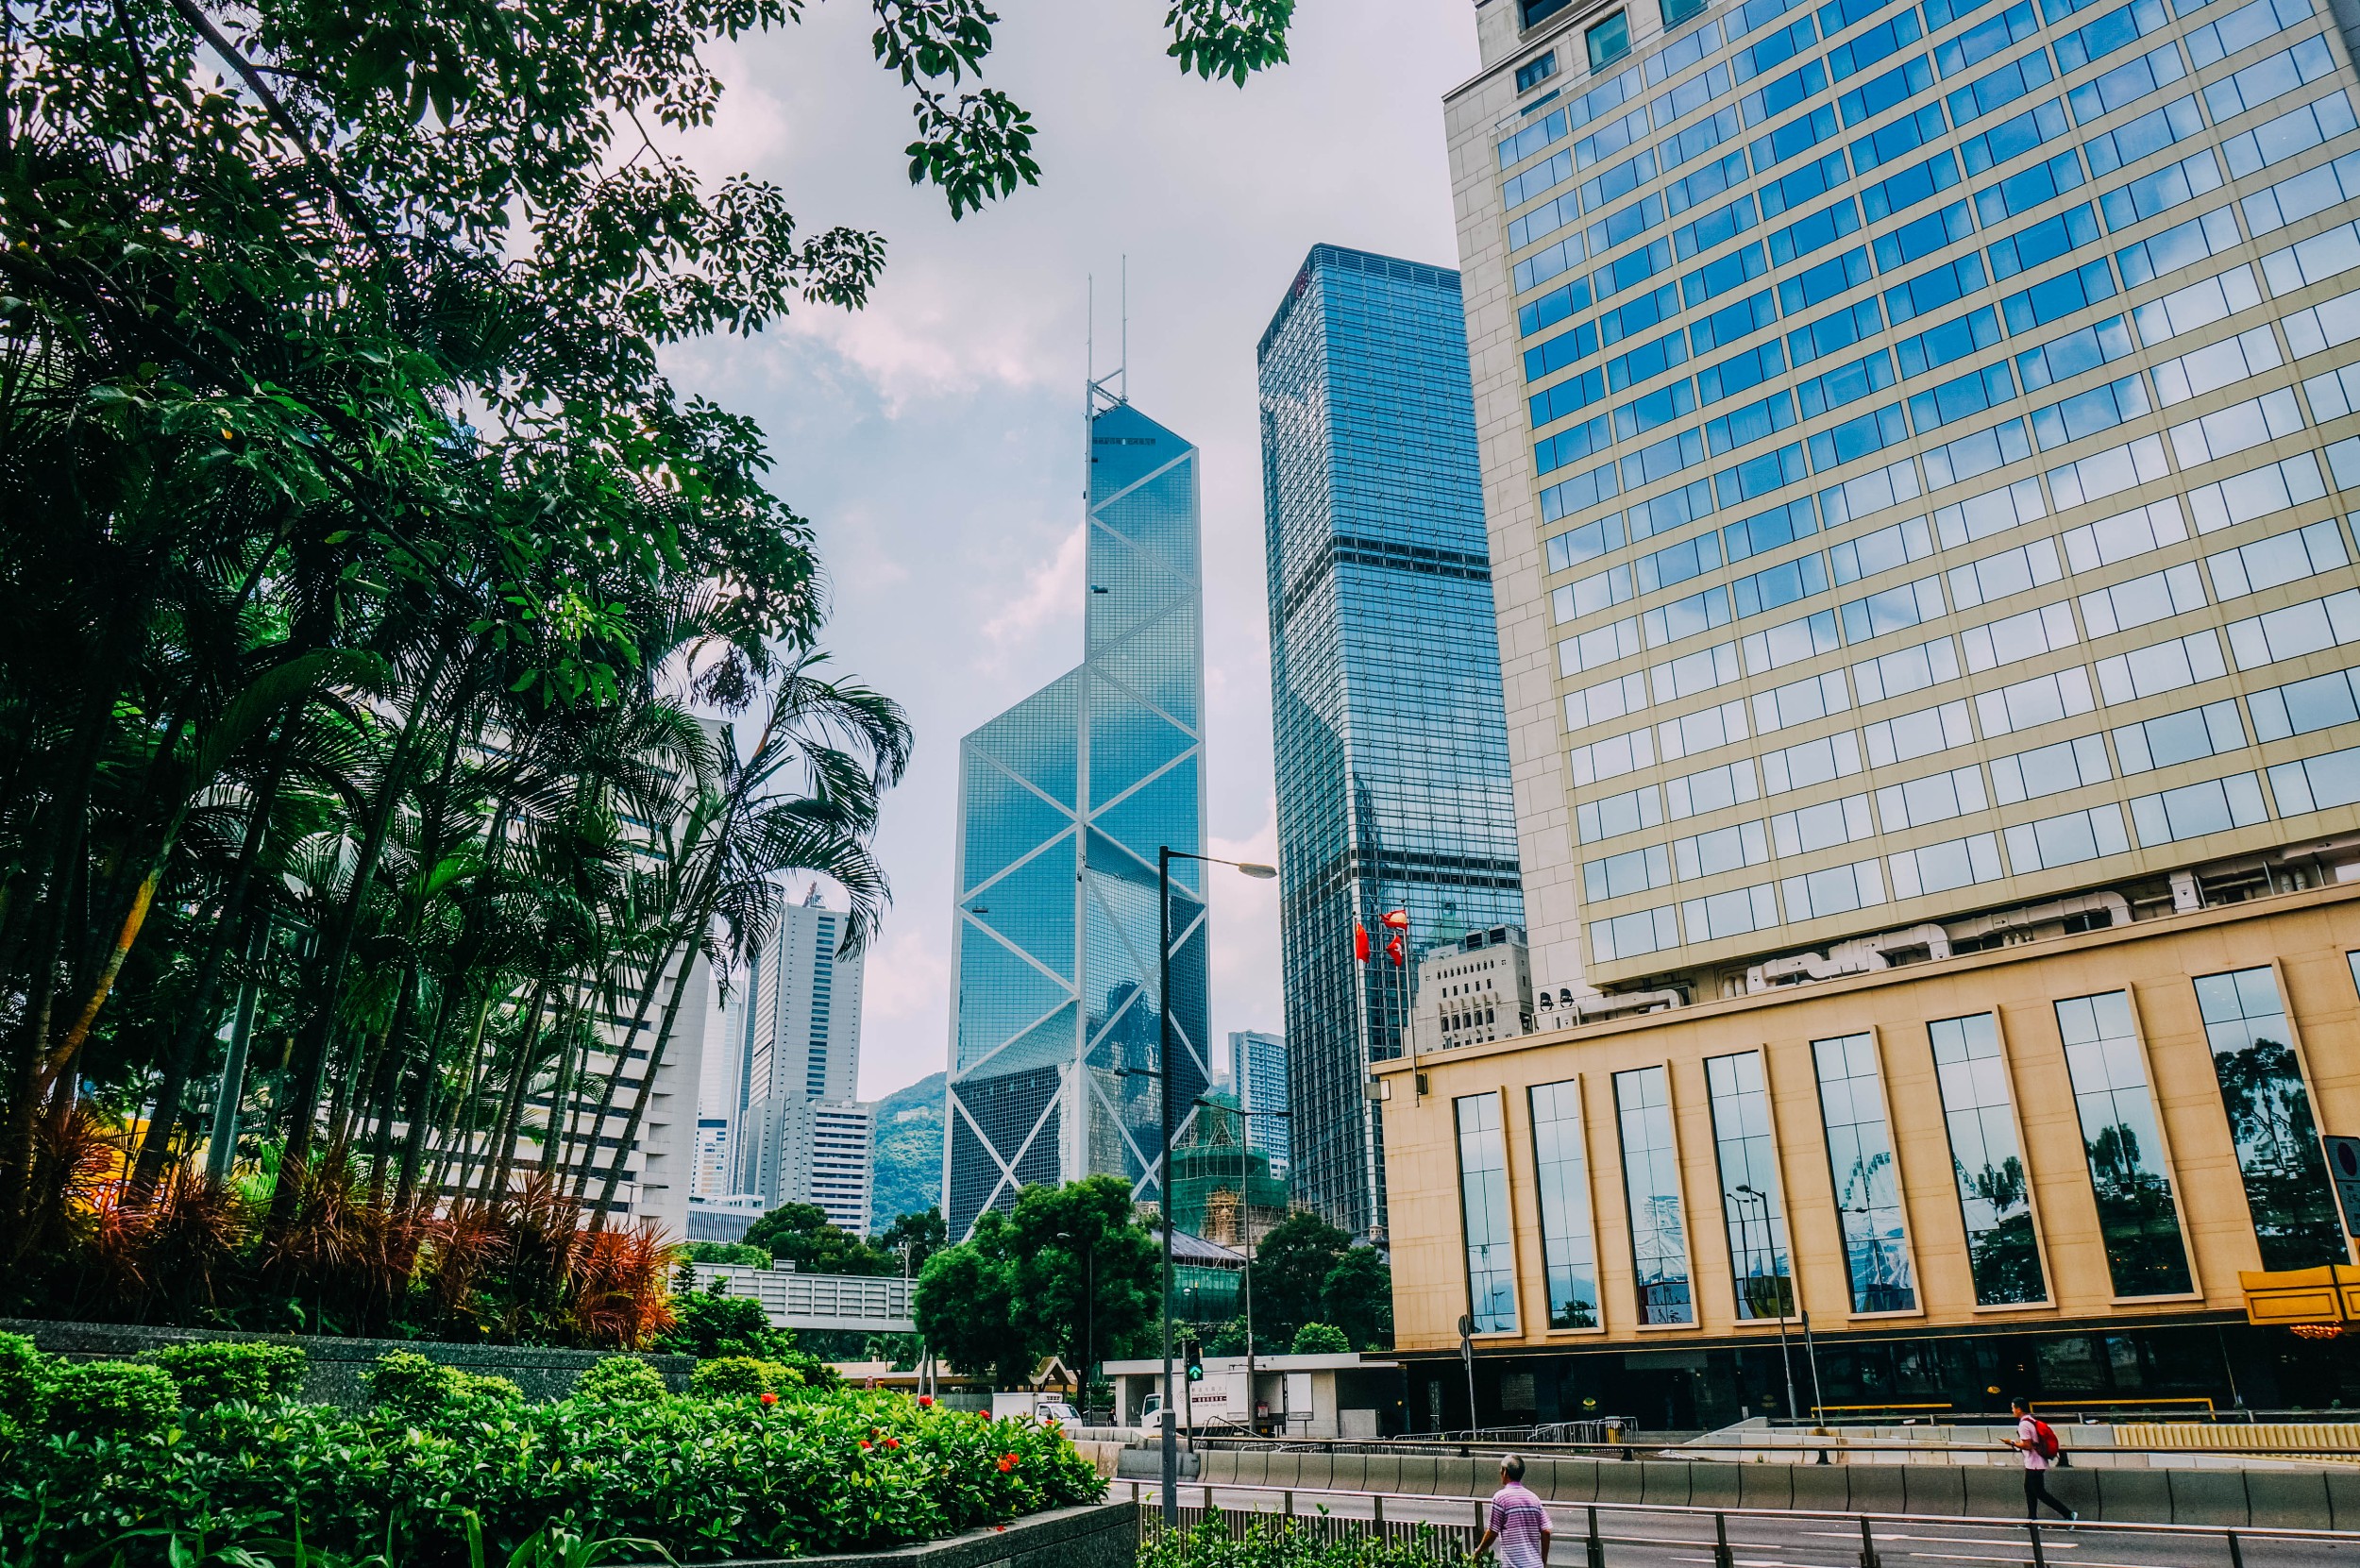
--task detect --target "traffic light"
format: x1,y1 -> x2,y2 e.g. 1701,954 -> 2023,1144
1185,1340 -> 1204,1382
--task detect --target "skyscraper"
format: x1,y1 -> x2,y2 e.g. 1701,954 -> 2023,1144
1258,244 -> 1527,1238
1368,0 -> 2360,1423
1227,1028 -> 1292,1177
733,888 -> 872,1234
1446,0 -> 2360,1010
944,387 -> 1209,1239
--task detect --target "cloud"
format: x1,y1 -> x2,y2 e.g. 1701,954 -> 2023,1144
659,0 -> 1480,1104
980,523 -> 1086,658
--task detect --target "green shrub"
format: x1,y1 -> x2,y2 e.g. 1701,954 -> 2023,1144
689,1355 -> 800,1400
366,1349 -> 454,1420
682,1240 -> 770,1268
458,1369 -> 525,1406
575,1356 -> 667,1404
1290,1322 -> 1349,1354
0,1385 -> 1102,1565
47,1360 -> 177,1438
139,1340 -> 308,1408
0,1334 -> 50,1426
365,1349 -> 518,1424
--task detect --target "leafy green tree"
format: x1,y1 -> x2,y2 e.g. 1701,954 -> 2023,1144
912,1226 -> 1031,1386
0,0 -> 1293,1275
1251,1211 -> 1352,1346
876,1206 -> 949,1273
1290,1323 -> 1349,1355
745,1202 -> 893,1275
1321,1245 -> 1393,1352
911,1176 -> 1156,1383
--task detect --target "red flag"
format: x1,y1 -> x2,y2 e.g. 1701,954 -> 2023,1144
1386,934 -> 1405,967
1354,922 -> 1370,963
1381,908 -> 1410,929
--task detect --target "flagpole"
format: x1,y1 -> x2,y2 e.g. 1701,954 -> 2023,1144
1351,920 -> 1380,1244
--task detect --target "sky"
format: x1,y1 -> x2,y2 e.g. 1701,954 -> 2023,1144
661,0 -> 1483,1104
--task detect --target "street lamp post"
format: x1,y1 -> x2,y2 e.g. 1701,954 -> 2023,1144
1731,1185 -> 1798,1423
1196,1098 -> 1290,1435
1155,846 -> 1275,1528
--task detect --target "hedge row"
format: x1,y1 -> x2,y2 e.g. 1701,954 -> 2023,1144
0,1337 -> 1102,1565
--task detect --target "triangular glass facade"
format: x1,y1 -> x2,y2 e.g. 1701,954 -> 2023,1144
945,397 -> 1208,1238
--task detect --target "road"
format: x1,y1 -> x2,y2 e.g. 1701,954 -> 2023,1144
1138,1482 -> 2360,1568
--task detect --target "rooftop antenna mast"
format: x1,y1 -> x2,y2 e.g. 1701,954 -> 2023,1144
1087,257 -> 1128,415
1085,274 -> 1094,497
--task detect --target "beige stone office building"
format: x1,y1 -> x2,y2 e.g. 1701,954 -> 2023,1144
1411,0 -> 2360,1424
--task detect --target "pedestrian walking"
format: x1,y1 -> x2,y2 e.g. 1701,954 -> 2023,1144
1473,1455 -> 1552,1568
2004,1398 -> 2077,1523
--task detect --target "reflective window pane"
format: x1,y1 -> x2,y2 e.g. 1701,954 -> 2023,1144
1456,1091 -> 1518,1332
1706,1051 -> 1795,1321
1811,1033 -> 1918,1312
1614,1065 -> 1695,1324
2053,991 -> 2194,1297
1529,1080 -> 1602,1328
2192,967 -> 2343,1270
1928,1013 -> 2048,1306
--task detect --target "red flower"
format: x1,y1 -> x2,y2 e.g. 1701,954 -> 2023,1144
759,1392 -> 778,1407
860,1440 -> 872,1450
885,1437 -> 901,1450
995,1453 -> 1019,1473
996,1526 -> 1007,1533
918,1395 -> 933,1408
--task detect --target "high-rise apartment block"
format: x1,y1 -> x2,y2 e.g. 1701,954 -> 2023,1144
1258,244 -> 1527,1239
1227,1028 -> 1293,1177
944,390 -> 1209,1239
1377,0 -> 2360,1424
732,888 -> 873,1235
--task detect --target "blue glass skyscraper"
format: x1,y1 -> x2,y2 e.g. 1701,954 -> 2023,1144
943,388 -> 1209,1239
1258,244 -> 1527,1239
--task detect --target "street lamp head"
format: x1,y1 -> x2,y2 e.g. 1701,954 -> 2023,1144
1235,863 -> 1277,880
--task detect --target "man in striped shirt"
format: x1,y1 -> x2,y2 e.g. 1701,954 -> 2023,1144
1475,1455 -> 1552,1568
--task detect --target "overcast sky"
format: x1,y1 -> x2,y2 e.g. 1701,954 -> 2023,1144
663,1 -> 1484,1103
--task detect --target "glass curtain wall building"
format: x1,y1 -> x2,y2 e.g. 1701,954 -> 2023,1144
943,391 -> 1210,1239
1451,0 -> 2360,1010
1382,0 -> 2360,1423
1258,244 -> 1527,1238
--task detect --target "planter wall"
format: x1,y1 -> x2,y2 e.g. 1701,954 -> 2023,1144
625,1501 -> 1139,1568
0,1318 -> 691,1408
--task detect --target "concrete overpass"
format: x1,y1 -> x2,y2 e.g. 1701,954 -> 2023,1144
691,1263 -> 915,1335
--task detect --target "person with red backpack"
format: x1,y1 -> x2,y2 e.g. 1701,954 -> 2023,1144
2006,1398 -> 2077,1522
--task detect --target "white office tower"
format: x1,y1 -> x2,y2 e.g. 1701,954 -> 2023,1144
690,986 -> 744,1201
1409,924 -> 1537,1054
733,885 -> 875,1233
796,1100 -> 877,1235
1227,1029 -> 1292,1177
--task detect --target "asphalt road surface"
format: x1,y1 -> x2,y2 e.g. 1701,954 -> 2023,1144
1150,1483 -> 2360,1568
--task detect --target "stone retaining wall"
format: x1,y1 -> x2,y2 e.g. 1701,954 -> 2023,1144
620,1502 -> 1138,1568
0,1319 -> 692,1408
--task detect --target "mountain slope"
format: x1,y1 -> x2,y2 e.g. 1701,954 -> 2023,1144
868,1070 -> 944,1230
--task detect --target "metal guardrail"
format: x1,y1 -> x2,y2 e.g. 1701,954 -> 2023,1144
1133,1478 -> 2360,1566
1188,1432 -> 2360,1460
689,1263 -> 915,1332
